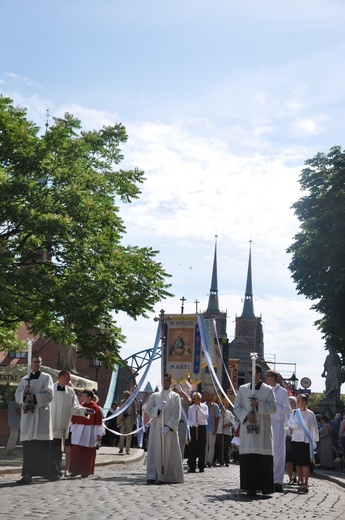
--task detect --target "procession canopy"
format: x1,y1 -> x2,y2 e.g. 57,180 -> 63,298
0,365 -> 97,391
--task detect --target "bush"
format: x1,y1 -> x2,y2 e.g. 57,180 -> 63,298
0,383 -> 13,409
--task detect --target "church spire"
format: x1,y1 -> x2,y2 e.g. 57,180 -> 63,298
206,236 -> 219,314
241,241 -> 255,318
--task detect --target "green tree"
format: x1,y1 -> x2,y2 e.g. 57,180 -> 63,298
0,96 -> 171,367
287,145 -> 345,382
308,391 -> 345,410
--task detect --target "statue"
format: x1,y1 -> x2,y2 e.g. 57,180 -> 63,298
59,343 -> 77,372
321,344 -> 341,400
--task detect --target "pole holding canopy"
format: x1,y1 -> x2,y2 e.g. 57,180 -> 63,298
246,352 -> 260,434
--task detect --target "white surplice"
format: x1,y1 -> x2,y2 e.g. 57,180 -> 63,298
234,382 -> 276,456
15,372 -> 54,442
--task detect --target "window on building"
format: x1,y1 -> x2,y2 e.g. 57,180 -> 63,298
8,351 -> 28,359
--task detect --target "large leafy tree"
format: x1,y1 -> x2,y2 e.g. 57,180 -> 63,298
287,145 -> 345,381
0,96 -> 171,367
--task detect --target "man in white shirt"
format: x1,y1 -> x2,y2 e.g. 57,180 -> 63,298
204,392 -> 220,468
187,392 -> 208,473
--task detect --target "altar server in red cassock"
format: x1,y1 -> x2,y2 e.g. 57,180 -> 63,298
69,390 -> 104,477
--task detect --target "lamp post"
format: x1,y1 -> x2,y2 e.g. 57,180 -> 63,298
92,358 -> 103,382
287,372 -> 298,396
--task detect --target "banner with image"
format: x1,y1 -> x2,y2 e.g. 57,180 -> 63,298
163,314 -> 202,384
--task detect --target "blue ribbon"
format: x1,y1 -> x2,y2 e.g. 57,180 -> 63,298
295,409 -> 315,461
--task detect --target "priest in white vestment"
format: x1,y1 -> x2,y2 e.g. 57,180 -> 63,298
146,373 -> 184,484
234,364 -> 277,497
15,354 -> 54,484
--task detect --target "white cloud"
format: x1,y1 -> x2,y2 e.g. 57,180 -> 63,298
289,116 -> 327,137
121,120 -> 303,245
4,71 -> 42,89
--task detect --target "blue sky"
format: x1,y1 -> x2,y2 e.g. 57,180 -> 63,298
1,0 -> 345,393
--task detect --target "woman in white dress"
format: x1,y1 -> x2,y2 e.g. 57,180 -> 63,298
288,394 -> 319,493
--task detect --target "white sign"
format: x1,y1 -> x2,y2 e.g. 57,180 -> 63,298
300,377 -> 312,389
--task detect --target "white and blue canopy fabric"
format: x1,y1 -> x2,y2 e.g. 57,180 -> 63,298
102,320 -> 162,424
104,419 -> 151,438
200,318 -> 220,394
212,319 -> 237,398
197,314 -> 236,411
103,314 -> 238,439
102,365 -> 119,417
103,319 -> 192,441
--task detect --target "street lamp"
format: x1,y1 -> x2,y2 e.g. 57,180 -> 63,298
287,372 -> 298,395
92,358 -> 103,382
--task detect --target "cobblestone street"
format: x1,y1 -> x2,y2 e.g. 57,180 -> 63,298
1,458 -> 344,520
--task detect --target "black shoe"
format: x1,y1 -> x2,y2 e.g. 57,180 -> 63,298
187,469 -> 196,473
247,490 -> 257,497
49,475 -> 60,481
199,469 -> 204,473
147,479 -> 156,484
81,474 -> 89,478
274,483 -> 283,492
16,475 -> 32,485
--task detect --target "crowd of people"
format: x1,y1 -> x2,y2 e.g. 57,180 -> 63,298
143,367 -> 344,496
6,354 -> 345,494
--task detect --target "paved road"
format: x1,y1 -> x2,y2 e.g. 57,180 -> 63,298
0,457 -> 344,520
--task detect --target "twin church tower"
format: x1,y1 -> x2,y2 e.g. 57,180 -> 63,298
202,239 -> 265,389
